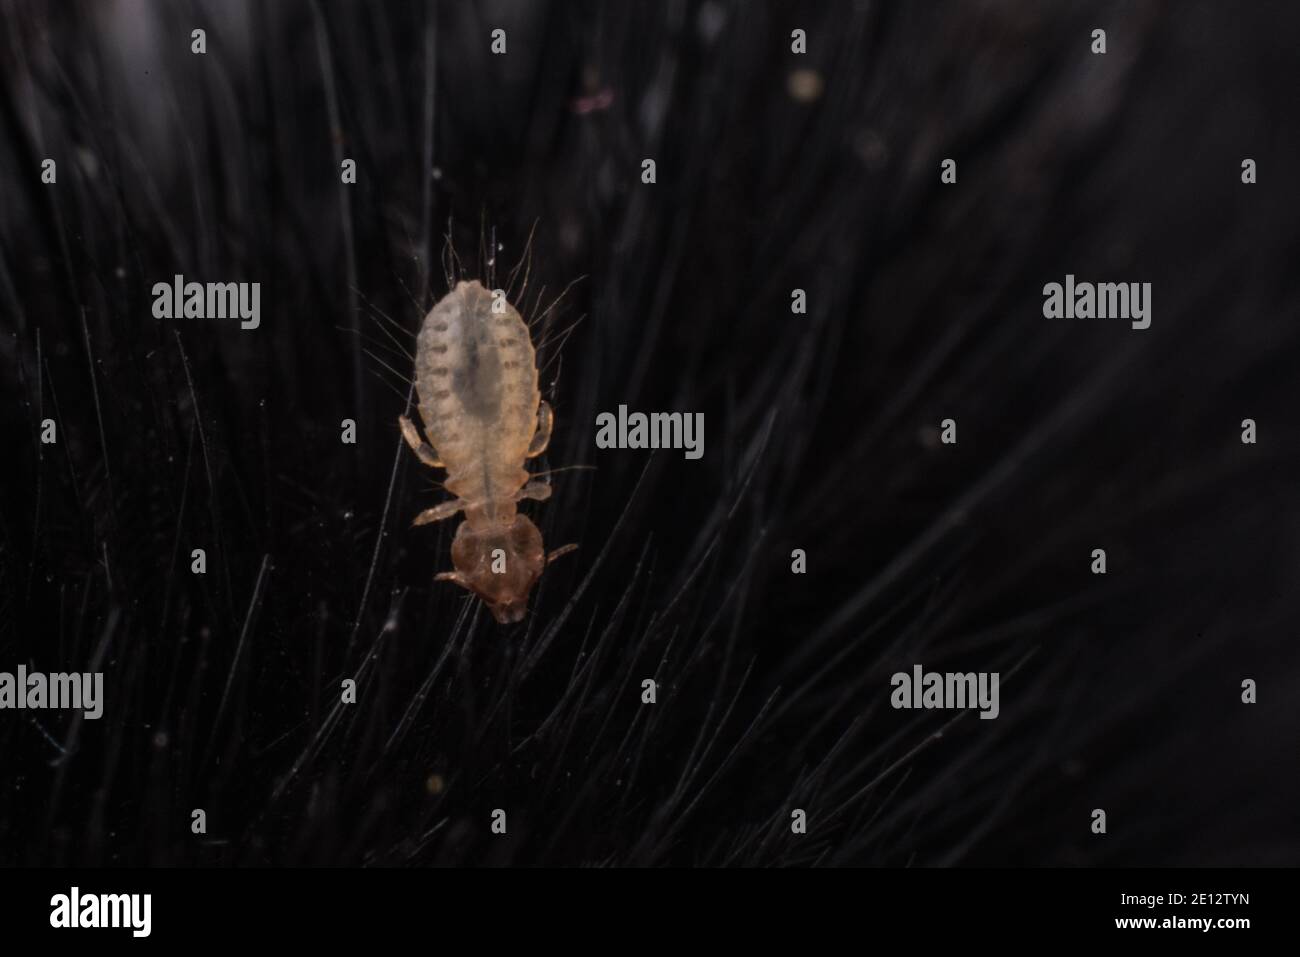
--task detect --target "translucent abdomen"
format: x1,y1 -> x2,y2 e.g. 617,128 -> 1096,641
415,280 -> 539,505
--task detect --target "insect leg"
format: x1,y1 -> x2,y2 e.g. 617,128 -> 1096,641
515,480 -> 552,503
525,401 -> 553,458
411,500 -> 463,525
546,544 -> 578,564
398,415 -> 443,468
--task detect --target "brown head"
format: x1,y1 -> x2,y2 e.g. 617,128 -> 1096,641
438,515 -> 546,623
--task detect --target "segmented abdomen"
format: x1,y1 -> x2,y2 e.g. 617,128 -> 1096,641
415,280 -> 539,503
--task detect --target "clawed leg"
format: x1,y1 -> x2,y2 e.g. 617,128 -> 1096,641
526,401 -> 553,458
546,544 -> 578,564
412,500 -> 463,526
399,415 -> 443,468
515,480 -> 552,504
435,570 -> 468,587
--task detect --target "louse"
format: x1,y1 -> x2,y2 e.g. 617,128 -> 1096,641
398,279 -> 575,623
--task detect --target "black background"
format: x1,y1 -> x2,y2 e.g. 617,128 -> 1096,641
2,866 -> 1279,941
1,1 -> 1298,867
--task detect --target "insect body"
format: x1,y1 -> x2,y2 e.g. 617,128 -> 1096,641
399,280 -> 574,623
